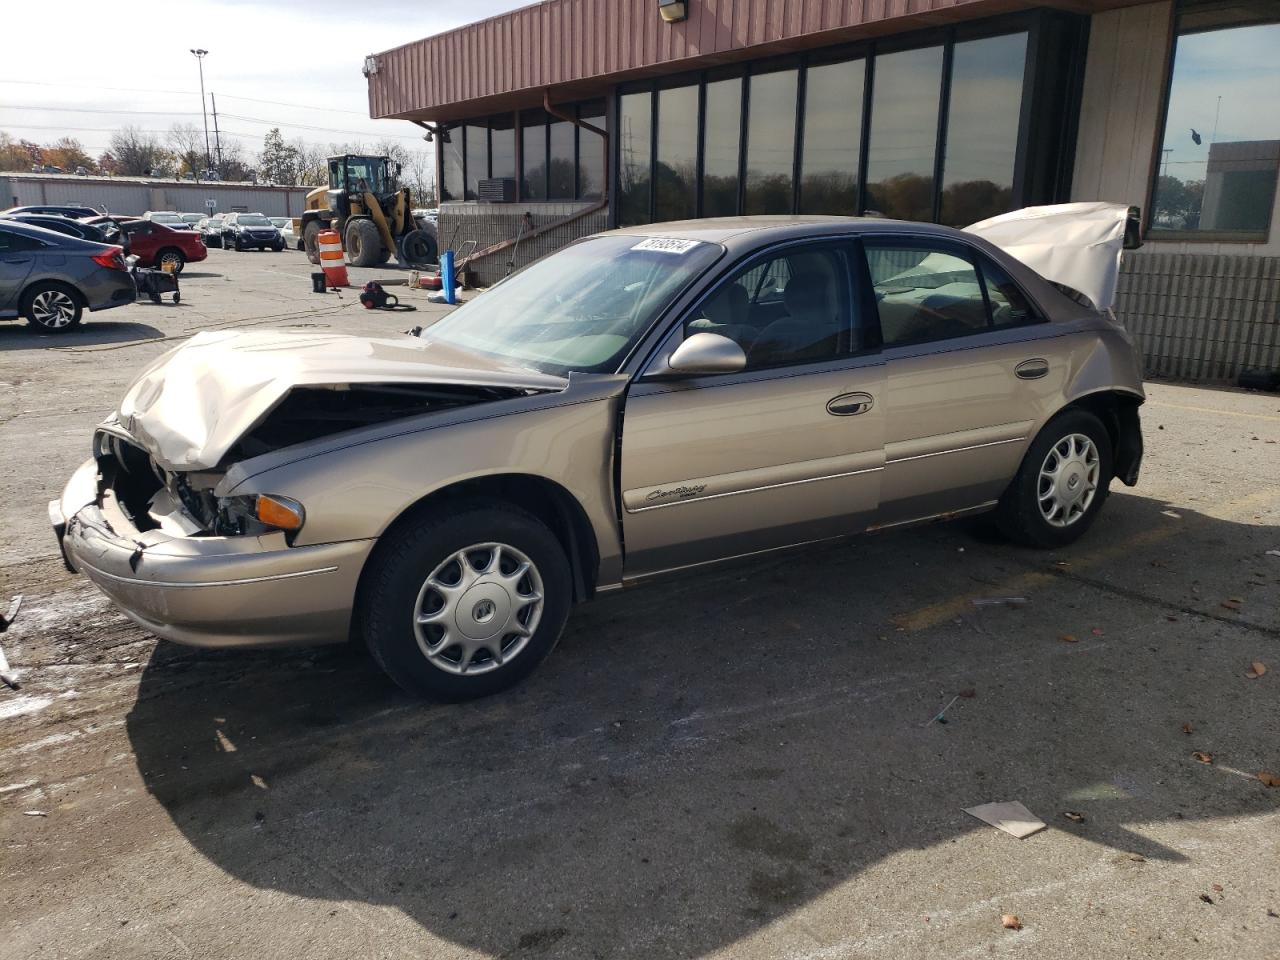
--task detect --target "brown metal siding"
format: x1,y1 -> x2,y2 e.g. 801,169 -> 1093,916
368,0 -> 1005,120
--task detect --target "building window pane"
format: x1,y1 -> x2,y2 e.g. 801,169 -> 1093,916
865,45 -> 944,221
655,85 -> 698,221
441,127 -> 463,202
549,118 -> 575,199
464,124 -> 488,200
619,91 -> 653,226
939,33 -> 1027,226
744,69 -> 798,215
799,59 -> 863,215
490,115 -> 516,181
703,78 -> 742,216
1152,21 -> 1280,238
521,110 -> 547,200
578,100 -> 606,200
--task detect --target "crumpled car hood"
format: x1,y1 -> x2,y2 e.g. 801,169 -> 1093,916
965,202 -> 1134,311
113,329 -> 567,471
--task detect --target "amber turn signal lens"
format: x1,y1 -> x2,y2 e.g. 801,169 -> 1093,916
255,495 -> 304,531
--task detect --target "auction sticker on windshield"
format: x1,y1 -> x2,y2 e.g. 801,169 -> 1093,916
631,238 -> 702,254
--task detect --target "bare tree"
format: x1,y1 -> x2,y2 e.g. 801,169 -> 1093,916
108,126 -> 172,176
167,123 -> 207,180
214,139 -> 253,182
402,147 -> 436,207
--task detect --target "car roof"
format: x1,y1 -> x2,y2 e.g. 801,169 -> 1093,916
600,216 -> 976,245
0,217 -> 103,248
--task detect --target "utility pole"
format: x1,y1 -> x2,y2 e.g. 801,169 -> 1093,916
190,48 -> 211,174
211,93 -> 223,173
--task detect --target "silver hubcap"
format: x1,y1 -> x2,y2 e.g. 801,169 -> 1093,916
413,542 -> 543,676
161,252 -> 180,266
31,290 -> 76,328
1038,433 -> 1100,527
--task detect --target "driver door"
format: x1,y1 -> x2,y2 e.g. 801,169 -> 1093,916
619,241 -> 885,578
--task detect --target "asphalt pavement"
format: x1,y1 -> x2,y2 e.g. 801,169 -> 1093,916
1,249 -> 1277,959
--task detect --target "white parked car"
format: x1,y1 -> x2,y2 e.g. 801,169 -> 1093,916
270,217 -> 301,250
144,211 -> 195,231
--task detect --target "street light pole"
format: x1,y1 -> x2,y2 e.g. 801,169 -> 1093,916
190,48 -> 212,175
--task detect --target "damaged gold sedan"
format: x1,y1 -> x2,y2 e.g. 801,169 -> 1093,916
52,207 -> 1146,699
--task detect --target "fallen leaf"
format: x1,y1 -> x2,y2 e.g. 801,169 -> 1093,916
1166,615 -> 1180,622
1258,772 -> 1280,788
1182,722 -> 1194,736
1001,914 -> 1023,931
1229,597 -> 1244,603
957,688 -> 977,699
1063,811 -> 1086,823
1212,884 -> 1224,893
1199,894 -> 1215,905
1221,600 -> 1242,611
1246,661 -> 1267,678
1192,751 -> 1214,764
1091,628 -> 1105,636
1059,633 -> 1079,643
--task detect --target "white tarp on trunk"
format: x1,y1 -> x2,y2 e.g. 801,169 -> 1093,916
965,202 -> 1133,311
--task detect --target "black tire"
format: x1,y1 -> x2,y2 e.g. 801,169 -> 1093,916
397,228 -> 437,267
360,501 -> 572,700
233,237 -> 244,252
345,218 -> 383,267
173,290 -> 181,304
156,248 -> 185,274
21,281 -> 83,332
995,408 -> 1113,548
273,241 -> 284,252
303,221 -> 324,264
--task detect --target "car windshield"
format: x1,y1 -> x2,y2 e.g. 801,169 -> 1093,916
420,235 -> 723,376
270,218 -> 289,227
238,215 -> 271,226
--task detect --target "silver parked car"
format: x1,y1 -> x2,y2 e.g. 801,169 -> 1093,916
1,220 -> 135,332
52,206 -> 1145,698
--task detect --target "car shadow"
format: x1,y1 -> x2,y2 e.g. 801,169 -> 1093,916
174,270 -> 223,279
124,492 -> 1279,957
0,320 -> 166,350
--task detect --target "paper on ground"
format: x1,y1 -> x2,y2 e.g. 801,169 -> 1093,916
963,801 -> 1047,839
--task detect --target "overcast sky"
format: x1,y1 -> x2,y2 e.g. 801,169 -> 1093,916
3,0 -> 530,158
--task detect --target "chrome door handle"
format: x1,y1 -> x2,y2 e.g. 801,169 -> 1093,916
827,392 -> 875,416
1015,358 -> 1049,380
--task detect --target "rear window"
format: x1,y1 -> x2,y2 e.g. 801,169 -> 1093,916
238,215 -> 271,226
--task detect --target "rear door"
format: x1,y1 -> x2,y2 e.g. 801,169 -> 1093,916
619,240 -> 885,577
862,236 -> 1065,525
0,227 -> 41,313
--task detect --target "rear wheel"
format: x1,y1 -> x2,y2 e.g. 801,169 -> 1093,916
345,218 -> 383,267
360,502 -> 572,700
22,282 -> 83,332
995,409 -> 1113,548
156,248 -> 185,273
303,221 -> 324,264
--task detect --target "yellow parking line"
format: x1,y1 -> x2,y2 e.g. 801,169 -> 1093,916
891,486 -> 1280,632
1147,401 -> 1280,423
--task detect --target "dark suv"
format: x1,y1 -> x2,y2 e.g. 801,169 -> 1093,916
221,213 -> 284,252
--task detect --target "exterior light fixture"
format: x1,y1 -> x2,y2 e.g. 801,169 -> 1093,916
658,0 -> 688,23
362,55 -> 380,78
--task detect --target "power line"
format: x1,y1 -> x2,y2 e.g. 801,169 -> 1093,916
0,78 -> 369,115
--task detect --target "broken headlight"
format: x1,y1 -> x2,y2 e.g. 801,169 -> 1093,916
214,494 -> 305,537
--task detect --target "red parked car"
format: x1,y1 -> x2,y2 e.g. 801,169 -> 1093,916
81,216 -> 207,273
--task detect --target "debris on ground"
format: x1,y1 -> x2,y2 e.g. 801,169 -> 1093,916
958,688 -> 977,699
1221,599 -> 1242,611
1265,550 -> 1280,558
1192,751 -> 1215,764
1212,884 -> 1224,892
1060,633 -> 1079,643
964,801 -> 1046,838
1001,914 -> 1023,930
1246,661 -> 1267,679
923,695 -> 960,726
971,597 -> 1027,607
1200,894 -> 1215,905
22,810 -> 47,817
1182,722 -> 1194,735
1258,772 -> 1280,788
1063,811 -> 1086,823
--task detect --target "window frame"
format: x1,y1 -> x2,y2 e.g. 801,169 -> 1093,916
1145,5 -> 1280,242
669,237 -> 877,378
860,234 -> 1044,349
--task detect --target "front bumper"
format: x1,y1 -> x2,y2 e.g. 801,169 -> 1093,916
51,458 -> 374,648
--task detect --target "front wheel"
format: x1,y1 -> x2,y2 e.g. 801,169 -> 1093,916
303,221 -> 324,264
995,409 -> 1113,548
360,502 -> 572,700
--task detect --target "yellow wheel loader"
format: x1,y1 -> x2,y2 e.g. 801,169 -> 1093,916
298,155 -> 437,268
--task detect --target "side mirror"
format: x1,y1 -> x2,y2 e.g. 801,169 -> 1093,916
647,332 -> 747,379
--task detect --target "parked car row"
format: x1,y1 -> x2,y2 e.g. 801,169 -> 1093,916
195,212 -> 287,251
